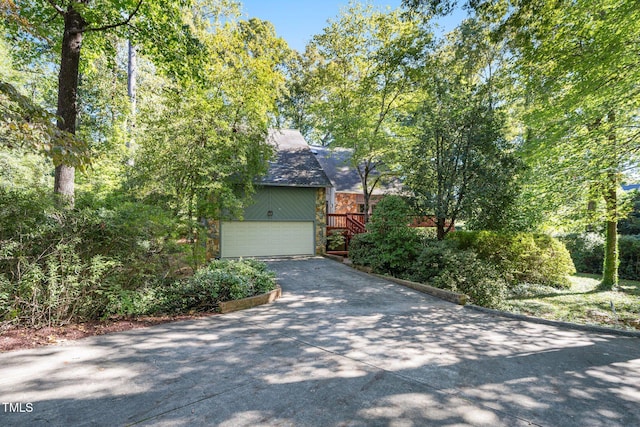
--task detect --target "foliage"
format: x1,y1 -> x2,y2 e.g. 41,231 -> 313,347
408,239 -> 507,308
327,229 -> 347,251
449,230 -> 576,288
561,233 -> 605,275
562,233 -> 640,281
358,196 -> 422,275
0,81 -> 89,168
131,17 -> 290,223
619,236 -> 640,281
406,0 -> 640,289
0,188 -> 180,327
154,259 -> 276,314
0,148 -> 53,192
1,0 -> 244,202
404,18 -> 523,239
619,190 -> 640,235
294,4 -> 432,219
505,0 -> 640,289
348,232 -> 378,269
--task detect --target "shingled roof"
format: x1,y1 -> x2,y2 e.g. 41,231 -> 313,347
311,145 -> 400,195
259,129 -> 332,188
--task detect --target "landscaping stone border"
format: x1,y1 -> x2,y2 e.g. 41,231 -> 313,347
466,304 -> 640,338
372,274 -> 467,305
218,286 -> 282,314
323,255 -> 467,305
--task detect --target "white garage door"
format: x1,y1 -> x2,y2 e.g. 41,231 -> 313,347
221,221 -> 315,258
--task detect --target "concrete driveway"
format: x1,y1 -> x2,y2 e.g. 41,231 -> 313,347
1,257 -> 639,426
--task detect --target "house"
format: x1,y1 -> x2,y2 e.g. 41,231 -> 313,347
310,145 -> 401,215
209,129 -> 332,258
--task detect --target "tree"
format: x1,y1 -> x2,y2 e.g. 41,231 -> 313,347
1,0 -> 234,206
406,0 -> 640,288
404,18 -> 520,239
504,0 -> 640,289
132,17 -> 290,241
295,3 -> 432,221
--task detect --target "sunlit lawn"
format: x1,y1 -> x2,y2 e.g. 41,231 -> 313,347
505,273 -> 640,331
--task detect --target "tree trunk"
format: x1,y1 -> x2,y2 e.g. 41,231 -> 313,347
436,216 -> 446,241
126,39 -> 137,166
601,110 -> 619,290
601,175 -> 618,290
54,4 -> 87,207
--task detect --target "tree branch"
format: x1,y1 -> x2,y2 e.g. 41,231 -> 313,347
71,0 -> 144,34
45,0 -> 65,15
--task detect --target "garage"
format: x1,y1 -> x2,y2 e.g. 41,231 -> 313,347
220,221 -> 314,258
216,130 -> 331,259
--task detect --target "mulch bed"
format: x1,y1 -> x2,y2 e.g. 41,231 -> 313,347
0,313 -> 218,353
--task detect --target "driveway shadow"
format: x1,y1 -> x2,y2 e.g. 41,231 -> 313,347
1,257 -> 638,426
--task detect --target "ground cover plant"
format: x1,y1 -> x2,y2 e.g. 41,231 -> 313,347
505,274 -> 640,331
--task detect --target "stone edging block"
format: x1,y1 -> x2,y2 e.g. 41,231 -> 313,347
218,286 -> 282,314
372,274 -> 467,305
466,304 -> 640,338
322,255 -> 467,305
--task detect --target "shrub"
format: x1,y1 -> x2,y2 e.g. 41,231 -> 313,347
408,240 -> 507,308
448,230 -> 575,288
327,229 -> 347,251
0,189 -> 181,327
561,233 -> 640,280
351,195 -> 421,275
561,233 -> 604,274
619,235 -> 640,280
348,232 -> 378,268
154,259 -> 276,314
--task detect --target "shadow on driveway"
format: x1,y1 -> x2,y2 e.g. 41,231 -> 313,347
1,257 -> 639,426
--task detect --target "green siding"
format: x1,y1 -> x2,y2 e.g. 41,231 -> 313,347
244,187 -> 316,221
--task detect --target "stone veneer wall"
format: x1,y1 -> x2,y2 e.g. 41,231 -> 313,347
206,219 -> 221,260
334,193 -> 359,214
315,187 -> 327,255
334,192 -> 383,215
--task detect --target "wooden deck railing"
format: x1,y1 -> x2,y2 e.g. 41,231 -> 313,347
326,213 -> 453,254
326,213 -> 366,254
327,213 -> 365,230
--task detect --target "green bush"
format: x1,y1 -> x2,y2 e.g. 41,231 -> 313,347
561,233 -> 640,280
619,235 -> 640,280
350,195 -> 421,275
448,230 -> 575,288
327,229 -> 347,251
0,189 -> 181,327
348,232 -> 378,268
155,259 -> 276,314
561,233 -> 605,274
408,240 -> 507,308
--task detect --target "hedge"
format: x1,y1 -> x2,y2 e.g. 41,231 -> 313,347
448,230 -> 576,288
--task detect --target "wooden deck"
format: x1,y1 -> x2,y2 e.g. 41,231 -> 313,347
325,213 -> 452,256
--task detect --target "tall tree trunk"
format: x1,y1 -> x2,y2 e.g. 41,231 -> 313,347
54,5 -> 87,207
126,39 -> 137,166
602,173 -> 618,289
601,111 -> 619,290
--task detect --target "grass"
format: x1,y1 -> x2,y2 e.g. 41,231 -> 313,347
504,273 -> 640,332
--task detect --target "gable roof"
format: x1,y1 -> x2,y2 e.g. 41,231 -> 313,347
259,129 -> 332,188
311,145 -> 401,195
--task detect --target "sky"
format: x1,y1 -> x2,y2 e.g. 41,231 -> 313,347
240,0 -> 467,52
